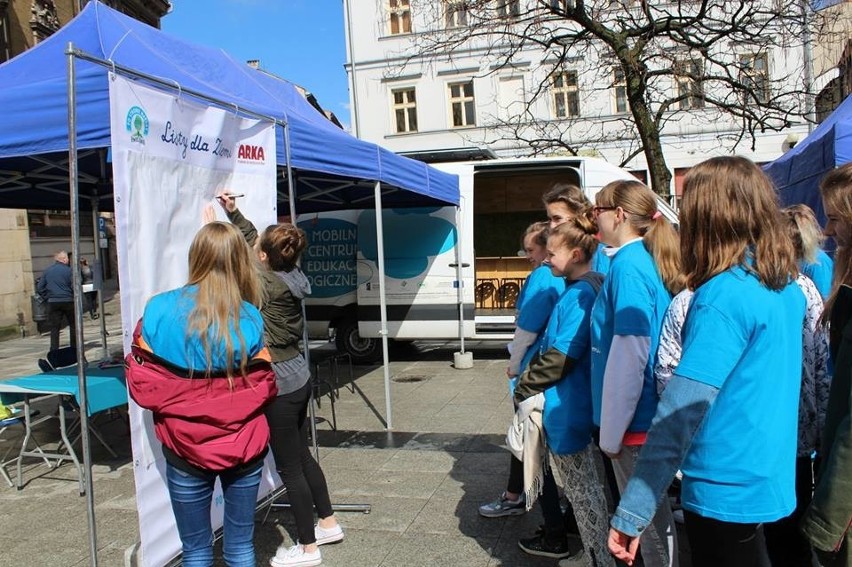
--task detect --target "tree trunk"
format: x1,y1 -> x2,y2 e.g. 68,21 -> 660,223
627,74 -> 672,197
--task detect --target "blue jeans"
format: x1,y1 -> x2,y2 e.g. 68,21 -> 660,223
166,461 -> 263,567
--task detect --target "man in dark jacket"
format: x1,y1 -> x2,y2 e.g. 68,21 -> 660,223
37,251 -> 75,352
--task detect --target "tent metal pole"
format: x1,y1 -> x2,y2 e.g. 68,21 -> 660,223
67,40 -> 98,567
283,125 -> 297,223
454,206 -> 465,354
374,180 -> 392,430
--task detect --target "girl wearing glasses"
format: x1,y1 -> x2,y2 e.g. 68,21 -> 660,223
608,157 -> 805,567
589,179 -> 683,567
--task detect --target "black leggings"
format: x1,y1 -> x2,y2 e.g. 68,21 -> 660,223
265,381 -> 333,545
684,509 -> 768,567
763,456 -> 816,567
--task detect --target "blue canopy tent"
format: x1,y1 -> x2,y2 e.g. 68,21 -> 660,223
0,5 -> 461,562
0,1 -> 459,212
764,93 -> 852,223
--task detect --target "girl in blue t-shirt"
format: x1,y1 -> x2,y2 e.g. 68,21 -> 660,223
608,157 -> 806,567
513,213 -> 613,567
783,204 -> 834,300
542,182 -> 612,274
479,222 -> 565,522
590,179 -> 683,567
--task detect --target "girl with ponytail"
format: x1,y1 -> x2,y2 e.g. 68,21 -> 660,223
216,194 -> 342,567
513,211 -> 614,566
589,179 -> 682,567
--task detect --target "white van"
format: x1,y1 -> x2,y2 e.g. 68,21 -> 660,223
298,156 -> 676,363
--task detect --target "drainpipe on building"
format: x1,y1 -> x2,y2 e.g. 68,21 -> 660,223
801,0 -> 815,133
343,0 -> 360,137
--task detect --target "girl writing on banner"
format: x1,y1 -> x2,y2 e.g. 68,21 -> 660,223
216,193 -> 342,567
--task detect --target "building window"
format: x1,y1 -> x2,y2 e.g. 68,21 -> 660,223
613,67 -> 628,113
740,53 -> 769,104
392,88 -> 418,133
496,0 -> 520,18
449,81 -> 476,127
445,0 -> 469,27
675,59 -> 704,110
552,71 -> 580,118
388,0 -> 411,35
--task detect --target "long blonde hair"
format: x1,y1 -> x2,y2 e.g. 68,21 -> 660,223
781,204 -> 825,264
186,222 -> 262,379
680,156 -> 797,290
595,180 -> 684,294
820,163 -> 852,320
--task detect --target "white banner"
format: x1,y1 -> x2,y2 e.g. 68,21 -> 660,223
109,74 -> 280,567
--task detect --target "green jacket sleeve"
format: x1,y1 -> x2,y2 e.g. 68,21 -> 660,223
227,208 -> 259,247
513,347 -> 575,403
802,410 -> 852,553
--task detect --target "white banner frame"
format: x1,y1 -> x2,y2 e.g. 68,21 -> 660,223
109,74 -> 280,567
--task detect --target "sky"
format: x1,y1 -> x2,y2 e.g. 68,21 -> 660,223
162,0 -> 351,128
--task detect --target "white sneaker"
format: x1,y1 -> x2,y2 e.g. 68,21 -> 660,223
269,544 -> 322,567
315,522 -> 344,545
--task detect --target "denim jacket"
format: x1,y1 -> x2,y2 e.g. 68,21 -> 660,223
610,374 -> 717,536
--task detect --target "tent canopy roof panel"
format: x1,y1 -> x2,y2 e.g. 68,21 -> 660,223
0,1 -> 458,213
764,93 -> 852,222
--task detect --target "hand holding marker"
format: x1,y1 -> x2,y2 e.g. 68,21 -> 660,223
215,191 -> 243,214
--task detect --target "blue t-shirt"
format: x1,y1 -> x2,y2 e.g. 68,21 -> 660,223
676,266 -> 805,523
541,278 -> 596,454
142,285 -> 265,372
516,265 -> 565,373
800,248 -> 833,299
590,240 -> 671,429
591,242 -> 611,275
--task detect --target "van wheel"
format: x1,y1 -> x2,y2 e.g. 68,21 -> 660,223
335,319 -> 382,364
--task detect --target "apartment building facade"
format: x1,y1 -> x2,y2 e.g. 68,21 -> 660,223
343,1 -> 850,196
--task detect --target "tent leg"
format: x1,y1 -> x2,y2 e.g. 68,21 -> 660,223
67,41 -> 98,567
373,181 -> 392,431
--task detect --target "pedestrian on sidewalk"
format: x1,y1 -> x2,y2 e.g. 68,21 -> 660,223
126,222 -> 278,567
763,208 -> 832,567
79,257 -> 99,319
479,222 -> 565,528
217,193 -> 343,567
37,250 -> 75,352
